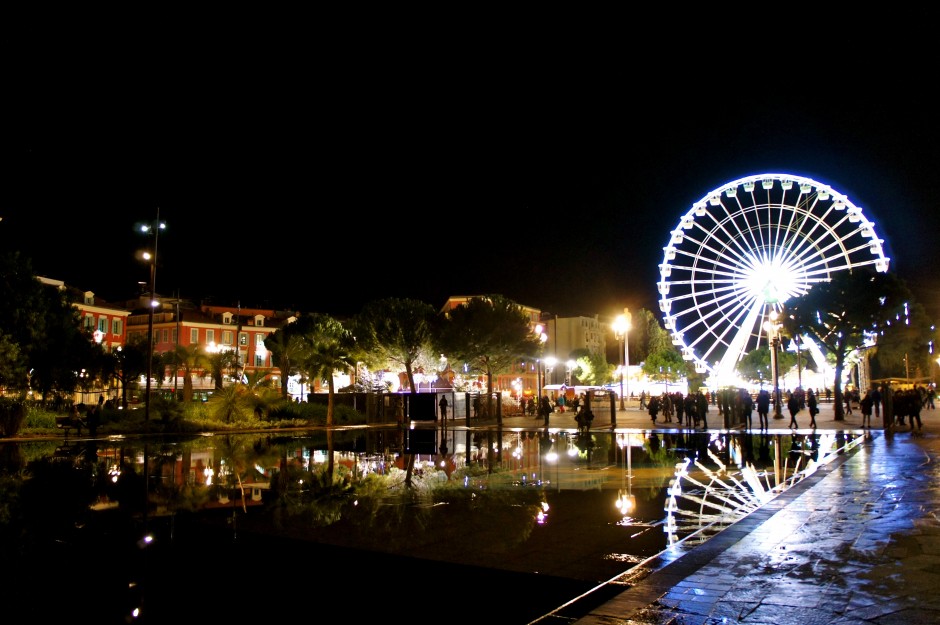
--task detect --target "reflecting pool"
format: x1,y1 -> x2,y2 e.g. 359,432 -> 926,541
0,425 -> 864,624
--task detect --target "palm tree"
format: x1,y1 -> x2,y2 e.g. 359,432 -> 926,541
207,384 -> 249,422
294,313 -> 358,483
243,368 -> 282,419
296,313 -> 358,428
205,349 -> 238,391
264,328 -> 309,399
162,344 -> 209,403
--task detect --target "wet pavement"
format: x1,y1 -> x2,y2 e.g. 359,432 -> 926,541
496,401 -> 940,625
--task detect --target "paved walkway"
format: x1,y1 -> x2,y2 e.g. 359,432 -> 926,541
496,401 -> 940,625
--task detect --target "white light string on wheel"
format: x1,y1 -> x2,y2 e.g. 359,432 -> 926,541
658,173 -> 890,386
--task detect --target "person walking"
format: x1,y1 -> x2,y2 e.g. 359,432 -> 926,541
661,393 -> 673,423
740,388 -> 754,431
539,395 -> 552,426
860,389 -> 874,429
647,394 -> 660,424
438,395 -> 448,420
756,388 -> 771,431
696,391 -> 709,430
684,393 -> 697,428
787,391 -> 800,429
871,385 -> 882,422
806,388 -> 818,428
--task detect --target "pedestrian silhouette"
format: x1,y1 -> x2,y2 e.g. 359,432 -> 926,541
438,395 -> 448,420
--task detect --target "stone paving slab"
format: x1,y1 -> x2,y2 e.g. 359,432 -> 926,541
563,418 -> 940,625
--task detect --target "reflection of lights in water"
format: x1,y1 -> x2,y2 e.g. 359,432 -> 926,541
537,501 -> 549,524
663,433 -> 866,548
615,489 -> 635,516
545,447 -> 558,463
615,433 -> 635,521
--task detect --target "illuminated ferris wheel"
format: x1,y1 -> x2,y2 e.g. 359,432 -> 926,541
658,173 -> 890,384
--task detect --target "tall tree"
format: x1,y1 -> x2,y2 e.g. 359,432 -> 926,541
294,313 -> 358,428
264,325 -> 309,399
869,299 -> 935,380
782,268 -> 912,420
0,251 -> 99,401
294,313 -> 358,484
351,297 -> 437,395
106,337 -> 150,409
436,295 -> 542,424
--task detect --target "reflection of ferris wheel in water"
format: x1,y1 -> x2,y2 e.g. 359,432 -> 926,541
658,173 -> 890,384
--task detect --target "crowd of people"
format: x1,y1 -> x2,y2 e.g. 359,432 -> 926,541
519,383 -> 935,432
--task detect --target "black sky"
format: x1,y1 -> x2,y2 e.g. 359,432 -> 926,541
5,27 -> 940,324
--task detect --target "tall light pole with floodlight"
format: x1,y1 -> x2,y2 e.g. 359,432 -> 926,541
139,210 -> 166,423
612,309 -> 631,410
534,324 -> 548,404
763,310 -> 784,419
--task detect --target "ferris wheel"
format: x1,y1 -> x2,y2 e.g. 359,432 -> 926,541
658,173 -> 890,384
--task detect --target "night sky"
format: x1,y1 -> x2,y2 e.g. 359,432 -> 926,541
5,28 -> 939,324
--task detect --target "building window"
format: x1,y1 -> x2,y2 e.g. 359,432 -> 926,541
223,331 -> 233,345
171,328 -> 177,344
255,334 -> 265,346
190,328 -> 198,344
112,319 -> 122,335
161,329 -> 169,343
84,314 -> 94,331
255,353 -> 265,367
98,318 -> 107,334
239,332 -> 248,346
206,330 -> 215,344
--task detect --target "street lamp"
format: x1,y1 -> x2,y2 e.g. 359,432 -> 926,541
763,310 -> 784,419
534,325 -> 548,405
612,309 -> 631,410
139,210 -> 166,423
544,356 -> 556,387
565,360 -> 576,386
794,332 -> 802,391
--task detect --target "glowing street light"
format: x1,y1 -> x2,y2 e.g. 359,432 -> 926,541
612,309 -> 632,410
138,210 -> 166,423
534,324 -> 548,405
565,360 -> 576,386
763,310 -> 784,419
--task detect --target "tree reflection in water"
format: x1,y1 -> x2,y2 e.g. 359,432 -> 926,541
0,427 -> 864,624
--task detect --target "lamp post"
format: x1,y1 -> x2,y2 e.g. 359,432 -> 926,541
795,333 -> 802,391
545,356 -> 556,387
534,325 -> 548,404
612,309 -> 631,410
140,210 -> 166,423
764,310 -> 783,419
